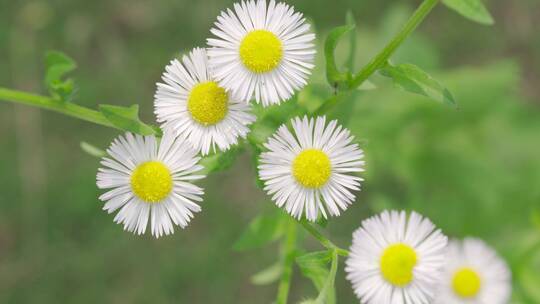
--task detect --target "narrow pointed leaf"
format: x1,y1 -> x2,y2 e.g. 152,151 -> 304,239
80,141 -> 106,158
442,0 -> 494,25
250,262 -> 283,285
380,63 -> 456,106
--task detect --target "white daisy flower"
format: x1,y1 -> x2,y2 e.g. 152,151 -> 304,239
96,132 -> 205,238
258,116 -> 364,221
435,238 -> 512,304
154,47 -> 256,155
207,0 -> 316,107
345,210 -> 448,304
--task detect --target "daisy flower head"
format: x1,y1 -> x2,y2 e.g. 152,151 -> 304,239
258,116 -> 364,221
207,0 -> 316,107
154,47 -> 256,155
345,210 -> 448,304
96,132 -> 205,238
435,238 -> 512,304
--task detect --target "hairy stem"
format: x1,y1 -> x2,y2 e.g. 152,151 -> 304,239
348,0 -> 439,89
300,220 -> 349,257
276,219 -> 297,304
0,87 -> 116,129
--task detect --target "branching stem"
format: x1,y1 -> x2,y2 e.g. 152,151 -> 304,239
348,0 -> 440,89
299,220 -> 349,257
0,87 -> 116,129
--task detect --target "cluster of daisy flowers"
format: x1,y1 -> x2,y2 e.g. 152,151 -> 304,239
344,211 -> 512,304
93,0 -> 512,303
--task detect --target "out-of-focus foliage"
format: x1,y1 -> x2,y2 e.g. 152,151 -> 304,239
0,0 -> 539,303
44,50 -> 77,101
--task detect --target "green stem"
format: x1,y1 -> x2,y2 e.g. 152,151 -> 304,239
299,220 -> 349,257
348,0 -> 439,89
315,249 -> 338,303
0,87 -> 116,129
276,219 -> 297,304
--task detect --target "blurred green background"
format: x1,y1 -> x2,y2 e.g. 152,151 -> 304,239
1,0 -> 539,303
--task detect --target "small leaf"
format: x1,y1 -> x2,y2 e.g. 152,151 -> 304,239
44,51 -> 77,101
250,262 -> 283,285
314,250 -> 338,304
99,104 -> 156,135
442,0 -> 494,25
296,251 -> 332,290
380,63 -> 456,106
80,141 -> 106,158
325,24 -> 355,88
199,146 -> 242,175
233,210 -> 286,251
296,250 -> 337,304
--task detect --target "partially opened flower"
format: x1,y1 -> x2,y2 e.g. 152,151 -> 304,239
258,116 -> 364,221
154,47 -> 256,155
435,238 -> 511,304
96,132 -> 205,238
345,210 -> 448,304
207,0 -> 316,106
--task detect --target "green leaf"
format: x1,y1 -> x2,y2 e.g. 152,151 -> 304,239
442,0 -> 494,25
99,104 -> 156,135
314,250 -> 338,304
199,146 -> 242,175
80,141 -> 106,158
380,63 -> 456,106
325,24 -> 355,88
233,210 -> 286,251
44,51 -> 77,101
250,262 -> 283,285
296,250 -> 337,304
296,251 -> 332,290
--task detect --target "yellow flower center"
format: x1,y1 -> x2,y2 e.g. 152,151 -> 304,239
239,30 -> 283,73
292,149 -> 331,188
130,161 -> 173,203
188,81 -> 228,125
452,268 -> 482,298
380,243 -> 418,287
